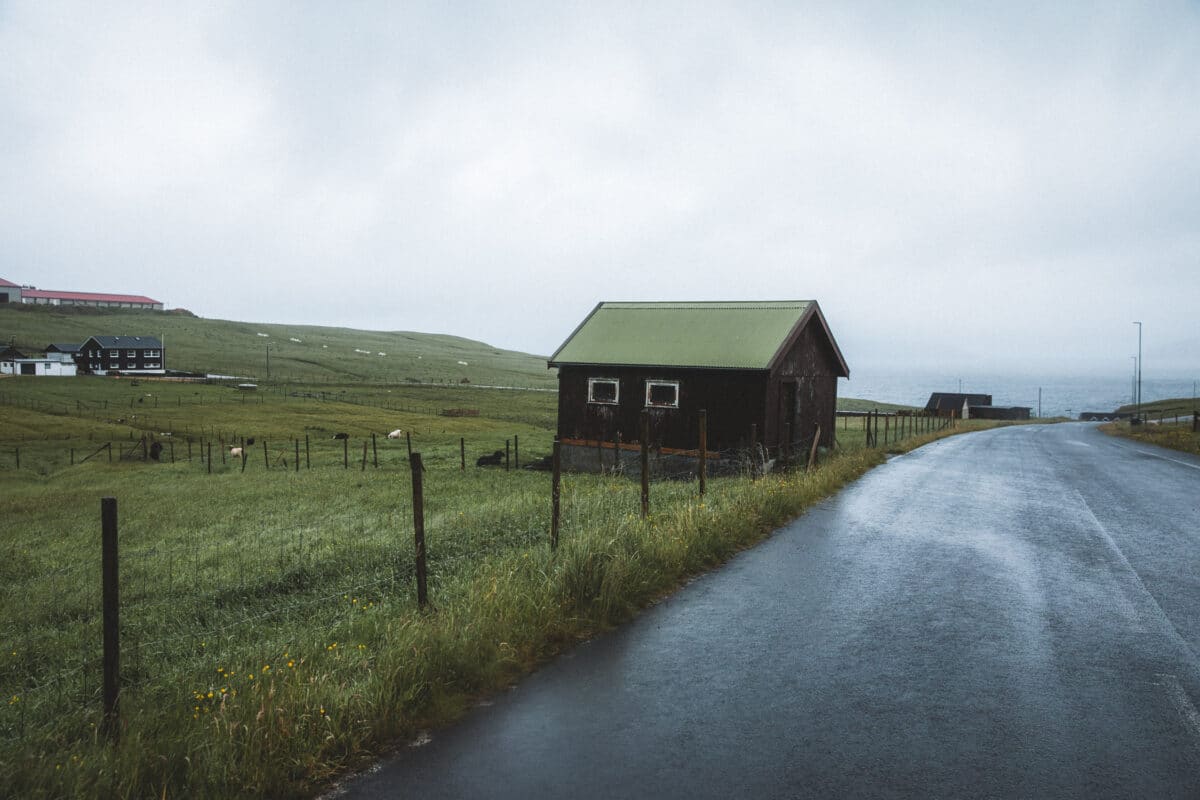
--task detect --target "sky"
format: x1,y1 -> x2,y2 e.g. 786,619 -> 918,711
2,1 -> 1197,380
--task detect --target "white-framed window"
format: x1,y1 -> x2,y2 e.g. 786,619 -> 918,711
587,377 -> 620,405
108,350 -> 119,357
144,362 -> 160,369
127,350 -> 137,358
645,380 -> 680,408
146,349 -> 161,358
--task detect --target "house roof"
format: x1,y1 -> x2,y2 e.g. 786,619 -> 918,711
0,277 -> 19,288
86,336 -> 163,349
46,343 -> 81,353
926,392 -> 993,411
22,289 -> 161,304
548,301 -> 849,374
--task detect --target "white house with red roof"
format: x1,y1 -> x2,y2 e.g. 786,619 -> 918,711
20,288 -> 163,310
0,277 -> 21,304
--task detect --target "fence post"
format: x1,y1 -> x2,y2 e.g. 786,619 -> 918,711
884,414 -> 889,447
749,423 -> 758,479
342,438 -> 348,469
241,448 -> 247,473
505,439 -> 510,471
406,431 -> 412,459
207,442 -> 212,474
170,440 -> 175,464
305,435 -> 310,469
698,409 -> 708,496
808,425 -> 821,471
410,452 -> 428,608
514,434 -> 519,469
551,439 -> 561,551
101,497 -> 120,742
640,410 -> 650,518
460,437 -> 465,471
372,433 -> 378,468
295,439 -> 300,472
361,440 -> 368,471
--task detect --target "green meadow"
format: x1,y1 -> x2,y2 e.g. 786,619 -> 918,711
0,307 -> 984,798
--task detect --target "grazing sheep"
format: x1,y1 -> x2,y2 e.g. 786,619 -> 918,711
387,429 -> 404,440
476,450 -> 505,467
230,446 -> 244,458
332,432 -> 349,440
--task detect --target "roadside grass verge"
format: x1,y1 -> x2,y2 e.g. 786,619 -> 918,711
1101,419 -> 1200,457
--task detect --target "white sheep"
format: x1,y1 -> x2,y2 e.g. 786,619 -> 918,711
229,446 -> 244,458
387,429 -> 404,440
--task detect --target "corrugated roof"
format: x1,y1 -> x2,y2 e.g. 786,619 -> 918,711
22,289 -> 161,304
0,278 -> 19,288
89,336 -> 163,349
549,301 -> 815,370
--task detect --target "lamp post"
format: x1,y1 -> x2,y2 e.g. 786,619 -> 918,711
1133,321 -> 1142,422
1130,356 -> 1137,407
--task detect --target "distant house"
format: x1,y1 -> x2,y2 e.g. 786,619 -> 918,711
45,343 -> 81,363
0,345 -> 27,374
77,336 -> 165,375
925,392 -> 992,419
548,301 -> 849,472
21,289 -> 164,311
0,278 -> 21,304
7,357 -> 78,377
969,406 -> 1032,420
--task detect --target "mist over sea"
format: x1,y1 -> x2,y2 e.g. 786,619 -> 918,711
839,371 -> 1198,419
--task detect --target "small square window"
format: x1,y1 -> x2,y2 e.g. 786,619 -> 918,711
645,380 -> 679,408
588,378 -> 619,404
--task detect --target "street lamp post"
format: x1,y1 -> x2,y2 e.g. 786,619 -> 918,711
1133,321 -> 1142,422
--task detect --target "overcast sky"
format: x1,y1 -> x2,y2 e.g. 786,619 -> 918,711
2,2 -> 1197,378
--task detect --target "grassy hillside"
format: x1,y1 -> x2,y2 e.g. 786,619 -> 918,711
0,304 -> 555,388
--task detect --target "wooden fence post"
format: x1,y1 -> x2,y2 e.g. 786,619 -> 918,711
372,433 -> 378,468
207,442 -> 212,474
505,439 -> 510,471
305,435 -> 310,469
640,410 -> 650,518
460,437 -> 465,471
101,497 -> 120,742
551,439 -> 561,551
410,452 -> 428,608
361,441 -> 368,471
342,438 -> 348,469
514,434 -> 519,470
406,431 -> 412,459
295,440 -> 300,472
698,409 -> 707,496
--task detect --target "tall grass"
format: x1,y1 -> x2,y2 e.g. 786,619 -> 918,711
0,373 -> 986,797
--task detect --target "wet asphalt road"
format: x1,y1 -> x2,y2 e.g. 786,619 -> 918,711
334,423 -> 1200,799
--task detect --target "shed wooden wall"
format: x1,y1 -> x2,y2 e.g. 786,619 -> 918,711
556,366 -> 768,452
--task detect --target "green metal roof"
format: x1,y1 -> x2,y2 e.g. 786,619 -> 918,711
548,301 -> 816,370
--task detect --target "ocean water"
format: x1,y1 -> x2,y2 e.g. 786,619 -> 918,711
839,371 -> 1199,419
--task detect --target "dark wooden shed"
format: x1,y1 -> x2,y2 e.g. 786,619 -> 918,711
548,301 -> 849,471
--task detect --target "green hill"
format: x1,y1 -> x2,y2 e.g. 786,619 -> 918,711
0,304 -> 555,388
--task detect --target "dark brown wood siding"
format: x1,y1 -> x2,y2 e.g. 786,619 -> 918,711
765,320 -> 842,450
556,366 -> 768,453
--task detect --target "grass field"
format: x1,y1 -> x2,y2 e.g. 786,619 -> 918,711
1,310 -> 985,798
0,304 -> 555,389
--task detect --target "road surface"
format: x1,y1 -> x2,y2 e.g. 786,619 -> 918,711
333,423 -> 1200,799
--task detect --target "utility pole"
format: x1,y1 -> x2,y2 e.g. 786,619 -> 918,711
265,343 -> 271,380
1133,321 -> 1142,421
1037,387 -> 1042,418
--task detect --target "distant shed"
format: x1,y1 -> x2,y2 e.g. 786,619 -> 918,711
926,392 -> 993,418
548,301 -> 849,471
